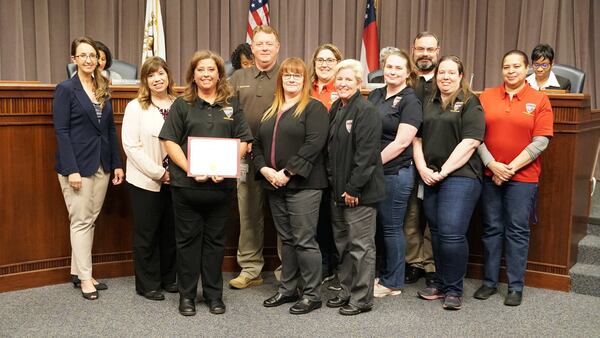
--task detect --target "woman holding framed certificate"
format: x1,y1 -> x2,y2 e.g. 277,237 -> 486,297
253,58 -> 329,315
159,50 -> 252,316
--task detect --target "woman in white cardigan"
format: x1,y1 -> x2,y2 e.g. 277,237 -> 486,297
122,56 -> 178,300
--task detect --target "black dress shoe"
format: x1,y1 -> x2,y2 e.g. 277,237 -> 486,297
424,272 -> 435,287
289,298 -> 322,315
473,285 -> 497,300
339,303 -> 372,316
81,289 -> 98,300
405,266 -> 424,284
138,290 -> 165,301
263,292 -> 299,307
162,282 -> 178,293
179,298 -> 196,316
93,282 -> 108,291
208,299 -> 226,315
70,275 -> 107,291
504,290 -> 523,306
326,296 -> 349,308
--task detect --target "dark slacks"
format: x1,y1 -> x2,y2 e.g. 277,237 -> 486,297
268,189 -> 323,301
331,202 -> 377,309
129,183 -> 176,293
171,187 -> 231,301
316,188 -> 337,276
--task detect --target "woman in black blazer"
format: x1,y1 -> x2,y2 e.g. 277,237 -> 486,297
253,58 -> 329,315
53,36 -> 124,300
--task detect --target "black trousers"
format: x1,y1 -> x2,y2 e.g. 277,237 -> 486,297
316,188 -> 337,275
171,187 -> 231,300
129,183 -> 177,293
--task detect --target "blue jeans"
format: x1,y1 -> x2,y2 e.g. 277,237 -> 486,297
376,165 -> 414,289
423,176 -> 481,296
481,177 -> 538,292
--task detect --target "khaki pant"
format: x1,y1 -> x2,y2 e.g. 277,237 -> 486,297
403,187 -> 435,273
237,159 -> 279,279
58,167 -> 109,280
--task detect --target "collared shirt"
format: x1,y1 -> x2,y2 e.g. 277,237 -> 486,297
312,79 -> 338,110
230,64 -> 280,135
479,83 -> 553,183
414,75 -> 434,104
526,71 -> 561,90
368,86 -> 422,174
418,92 -> 485,180
159,96 -> 253,189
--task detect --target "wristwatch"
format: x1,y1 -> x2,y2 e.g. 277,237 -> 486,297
283,168 -> 292,177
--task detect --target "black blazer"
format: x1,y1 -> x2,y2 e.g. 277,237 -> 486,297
53,74 -> 122,177
327,91 -> 385,205
253,99 -> 329,190
547,74 -> 572,92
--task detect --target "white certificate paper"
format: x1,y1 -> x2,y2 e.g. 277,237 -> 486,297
187,137 -> 240,178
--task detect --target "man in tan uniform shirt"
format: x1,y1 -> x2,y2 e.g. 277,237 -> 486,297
229,25 -> 281,289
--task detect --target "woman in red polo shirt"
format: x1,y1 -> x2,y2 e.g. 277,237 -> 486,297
474,50 -> 553,307
309,44 -> 343,287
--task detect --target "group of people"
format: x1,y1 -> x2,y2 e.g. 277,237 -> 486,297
53,27 -> 556,316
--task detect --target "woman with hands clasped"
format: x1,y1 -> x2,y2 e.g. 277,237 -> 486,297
253,58 -> 329,315
413,55 -> 485,310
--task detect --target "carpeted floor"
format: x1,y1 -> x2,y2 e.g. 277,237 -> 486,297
1,272 -> 599,337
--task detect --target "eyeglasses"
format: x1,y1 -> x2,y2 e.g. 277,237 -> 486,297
282,73 -> 303,81
414,47 -> 438,53
315,58 -> 337,65
533,63 -> 551,69
75,54 -> 98,61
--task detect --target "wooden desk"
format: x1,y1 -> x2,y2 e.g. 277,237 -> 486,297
0,84 -> 597,292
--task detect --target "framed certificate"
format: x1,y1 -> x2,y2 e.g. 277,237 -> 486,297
187,137 -> 241,178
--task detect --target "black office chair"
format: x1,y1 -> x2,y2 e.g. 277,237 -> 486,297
552,64 -> 585,93
368,69 -> 384,83
66,60 -> 138,80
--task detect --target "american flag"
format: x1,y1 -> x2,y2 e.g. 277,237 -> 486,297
360,0 -> 380,82
246,0 -> 271,43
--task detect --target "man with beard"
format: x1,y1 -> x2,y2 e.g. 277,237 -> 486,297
403,32 -> 440,285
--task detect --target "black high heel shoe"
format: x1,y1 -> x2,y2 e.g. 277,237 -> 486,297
81,289 -> 99,300
70,275 -> 108,290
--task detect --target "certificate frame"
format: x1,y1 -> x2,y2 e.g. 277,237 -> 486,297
187,137 -> 241,178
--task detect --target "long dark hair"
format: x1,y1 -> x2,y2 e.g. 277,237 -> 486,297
137,56 -> 176,110
71,36 -> 109,107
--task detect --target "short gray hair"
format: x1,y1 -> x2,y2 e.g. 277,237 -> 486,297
334,59 -> 363,83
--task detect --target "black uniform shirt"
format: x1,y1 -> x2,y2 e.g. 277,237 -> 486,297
417,92 -> 485,180
368,86 -> 422,174
159,96 -> 253,189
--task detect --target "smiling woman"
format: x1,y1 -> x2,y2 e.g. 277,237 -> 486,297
121,56 -> 178,302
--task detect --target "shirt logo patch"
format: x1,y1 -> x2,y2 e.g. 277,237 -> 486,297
330,91 -> 339,103
392,96 -> 402,108
345,120 -> 353,133
525,103 -> 536,115
223,107 -> 234,120
452,101 -> 464,112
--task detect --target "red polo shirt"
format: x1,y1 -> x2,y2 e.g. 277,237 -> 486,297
312,79 -> 338,110
479,84 -> 553,183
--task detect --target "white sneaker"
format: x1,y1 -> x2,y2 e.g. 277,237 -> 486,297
374,282 -> 402,298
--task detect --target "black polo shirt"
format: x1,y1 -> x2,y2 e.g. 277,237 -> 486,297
368,86 -> 422,175
417,92 -> 485,180
414,76 -> 434,103
159,96 -> 253,189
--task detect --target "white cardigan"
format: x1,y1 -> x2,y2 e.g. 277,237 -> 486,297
122,99 -> 168,192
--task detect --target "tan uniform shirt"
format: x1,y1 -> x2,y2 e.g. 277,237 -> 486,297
230,64 -> 280,136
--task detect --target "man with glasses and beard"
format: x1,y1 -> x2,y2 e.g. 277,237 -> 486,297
403,32 -> 440,286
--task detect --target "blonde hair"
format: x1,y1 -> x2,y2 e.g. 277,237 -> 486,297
182,50 -> 233,105
252,25 -> 280,43
71,36 -> 109,107
333,59 -> 363,84
137,56 -> 176,110
262,58 -> 311,121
